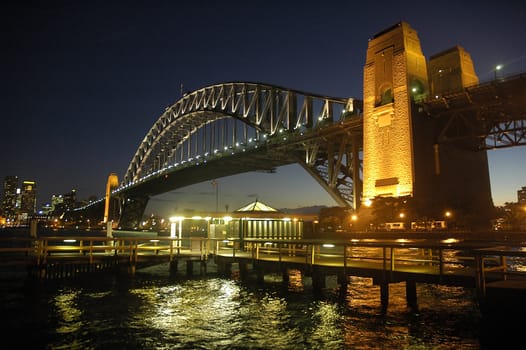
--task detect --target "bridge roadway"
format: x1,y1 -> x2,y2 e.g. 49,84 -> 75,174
1,232 -> 526,311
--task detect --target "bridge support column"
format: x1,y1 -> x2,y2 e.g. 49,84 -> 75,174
406,280 -> 418,310
380,283 -> 389,313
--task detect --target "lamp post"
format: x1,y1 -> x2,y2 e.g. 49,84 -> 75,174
494,64 -> 502,80
211,179 -> 218,212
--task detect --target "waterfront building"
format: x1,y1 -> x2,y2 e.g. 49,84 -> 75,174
228,199 -> 316,241
168,200 -> 317,243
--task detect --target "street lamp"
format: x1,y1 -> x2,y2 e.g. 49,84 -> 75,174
494,64 -> 503,80
211,179 -> 218,212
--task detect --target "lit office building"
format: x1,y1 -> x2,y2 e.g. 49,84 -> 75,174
2,175 -> 19,219
20,180 -> 37,216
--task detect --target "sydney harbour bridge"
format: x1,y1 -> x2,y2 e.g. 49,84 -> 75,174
68,22 -> 526,230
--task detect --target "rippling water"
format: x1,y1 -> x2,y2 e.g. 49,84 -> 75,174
1,261 -> 482,349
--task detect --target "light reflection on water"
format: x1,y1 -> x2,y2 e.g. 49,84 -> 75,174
0,262 -> 481,349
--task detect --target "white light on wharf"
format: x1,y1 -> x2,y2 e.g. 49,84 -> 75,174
169,216 -> 184,247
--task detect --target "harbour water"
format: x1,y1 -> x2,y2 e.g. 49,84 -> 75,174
0,259 -> 485,349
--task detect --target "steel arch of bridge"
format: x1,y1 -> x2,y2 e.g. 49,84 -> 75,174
120,82 -> 363,212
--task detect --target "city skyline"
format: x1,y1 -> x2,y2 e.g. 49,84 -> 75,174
2,1 -> 525,216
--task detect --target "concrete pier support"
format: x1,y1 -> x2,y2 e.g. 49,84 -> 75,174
128,263 -> 136,275
406,280 -> 418,310
217,261 -> 232,276
169,260 -> 178,277
256,266 -> 264,284
312,270 -> 326,295
282,269 -> 290,285
239,262 -> 249,280
380,283 -> 389,313
200,261 -> 207,275
338,273 -> 349,300
186,260 -> 194,276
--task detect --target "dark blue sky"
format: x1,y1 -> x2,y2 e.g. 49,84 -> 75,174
2,0 -> 526,215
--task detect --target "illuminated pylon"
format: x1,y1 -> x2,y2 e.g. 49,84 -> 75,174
103,173 -> 119,224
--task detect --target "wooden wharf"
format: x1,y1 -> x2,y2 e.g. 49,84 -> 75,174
1,233 -> 526,315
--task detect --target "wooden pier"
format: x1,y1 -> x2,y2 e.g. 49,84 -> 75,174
1,233 -> 526,313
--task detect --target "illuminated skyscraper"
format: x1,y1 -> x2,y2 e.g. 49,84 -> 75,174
20,180 -> 37,216
2,176 -> 19,219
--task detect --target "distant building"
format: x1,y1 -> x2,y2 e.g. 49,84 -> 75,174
19,180 -> 37,217
2,175 -> 18,219
50,189 -> 78,215
518,186 -> 526,204
1,176 -> 38,225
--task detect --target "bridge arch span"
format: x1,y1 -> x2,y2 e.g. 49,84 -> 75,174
124,82 -> 357,186
100,82 -> 364,229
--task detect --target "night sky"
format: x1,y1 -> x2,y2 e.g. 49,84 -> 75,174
2,0 -> 526,216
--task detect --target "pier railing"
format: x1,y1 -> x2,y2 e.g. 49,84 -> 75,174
0,235 -> 209,266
